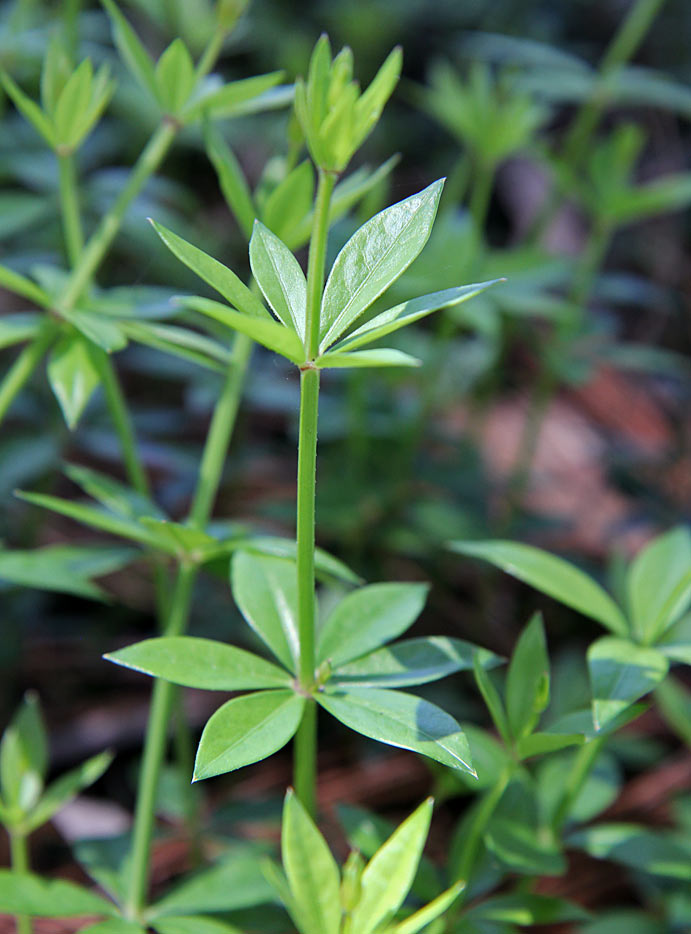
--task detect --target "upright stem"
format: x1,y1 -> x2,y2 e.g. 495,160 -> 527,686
124,562 -> 196,921
552,737 -> 605,833
293,168 -> 335,815
469,158 -> 494,233
58,153 -> 84,269
9,829 -> 32,934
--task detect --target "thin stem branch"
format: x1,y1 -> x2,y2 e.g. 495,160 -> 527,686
469,158 -> 494,233
9,830 -> 32,934
305,170 -> 336,360
553,737 -> 605,833
58,153 -> 84,269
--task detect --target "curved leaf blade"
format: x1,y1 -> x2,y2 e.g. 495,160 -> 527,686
588,637 -> 668,730
249,221 -> 307,340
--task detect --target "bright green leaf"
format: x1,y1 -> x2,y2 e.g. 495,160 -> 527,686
0,544 -> 134,600
473,654 -> 511,746
205,123 -> 256,239
101,0 -> 158,98
392,881 -> 465,934
0,693 -> 47,813
26,750 -> 113,832
0,871 -> 118,917
155,39 -> 195,115
1,70 -> 55,145
627,526 -> 691,643
0,313 -> 41,350
249,221 -> 307,340
263,161 -> 314,247
317,348 -> 421,368
47,334 -> 101,430
0,264 -> 50,307
153,918 -> 243,934
186,71 -> 285,120
505,613 -> 549,740
588,637 -> 669,730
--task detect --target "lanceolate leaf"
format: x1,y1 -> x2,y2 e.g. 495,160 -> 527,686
392,882 -> 465,934
0,544 -> 135,600
332,636 -> 501,688
249,221 -> 307,340
626,526 -> 691,643
317,348 -> 421,368
282,790 -> 341,934
205,124 -> 256,239
318,688 -> 475,775
193,690 -> 304,781
348,798 -> 432,934
588,637 -> 668,730
263,161 -> 314,247
0,871 -> 118,917
152,918 -> 243,934
317,582 -> 429,667
181,297 -> 304,363
451,540 -> 629,637
0,265 -> 50,306
333,282 -> 501,353
569,824 -> 691,880
187,71 -> 285,120
319,180 -> 444,350
150,221 -> 267,318
505,613 -> 549,740
231,551 -> 299,671
47,334 -> 101,430
101,0 -> 157,99
26,751 -> 114,832
105,637 -> 291,691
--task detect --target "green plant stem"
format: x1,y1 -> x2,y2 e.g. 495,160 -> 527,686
195,25 -> 227,81
0,319 -> 59,423
62,0 -> 81,60
469,158 -> 495,233
124,562 -> 196,921
553,736 -> 605,833
9,829 -> 32,934
305,169 -> 336,360
293,698 -> 318,818
58,153 -> 84,269
455,765 -> 512,885
123,348 -> 252,918
189,332 -> 252,526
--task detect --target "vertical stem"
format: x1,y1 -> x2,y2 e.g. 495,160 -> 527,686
469,158 -> 494,233
293,698 -> 318,818
124,562 -> 197,921
0,320 -> 58,423
58,153 -> 84,268
552,737 -> 605,833
305,170 -> 336,360
9,830 -> 32,934
454,766 -> 512,885
62,0 -> 82,60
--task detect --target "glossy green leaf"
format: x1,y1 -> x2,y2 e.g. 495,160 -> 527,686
0,313 -> 41,350
155,39 -> 195,115
0,693 -> 47,813
26,750 -> 113,832
106,637 -> 291,690
61,308 -> 127,353
153,918 -> 243,934
282,789 -> 341,934
505,613 -> 549,740
47,334 -> 101,429
0,544 -> 134,600
250,221 -> 307,340
186,71 -> 285,120
181,296 -> 304,363
569,824 -> 691,880
0,871 -> 118,917
150,220 -> 267,318
318,688 -> 475,775
588,637 -> 669,730
205,123 -> 256,239
348,798 -> 432,934
1,70 -> 55,145
516,731 -> 584,759
473,654 -> 510,745
0,264 -> 50,307
231,551 -> 299,670
193,690 -> 304,781
317,582 -> 428,667
15,491 -> 164,550
451,540 -> 629,636
392,881 -> 464,934
467,893 -> 589,925
627,526 -> 691,643
263,161 -> 314,247
333,282 -> 501,352
485,817 -> 566,876
101,0 -> 157,98
319,180 -> 444,350
333,636 -> 501,688
317,348 -> 421,368
149,845 -> 274,916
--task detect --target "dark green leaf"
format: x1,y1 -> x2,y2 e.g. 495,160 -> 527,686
473,655 -> 510,745
485,817 -> 566,876
467,893 -> 589,925
505,613 -> 549,740
0,544 -> 135,600
263,161 -> 314,247
569,824 -> 691,880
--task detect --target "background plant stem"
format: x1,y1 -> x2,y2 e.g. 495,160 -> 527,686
9,829 -> 32,934
552,736 -> 605,833
57,154 -> 84,270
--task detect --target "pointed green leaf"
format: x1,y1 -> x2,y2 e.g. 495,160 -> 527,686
263,161 -> 314,247
318,688 -> 475,775
235,535 -> 361,585
473,654 -> 511,745
150,845 -> 274,916
0,693 -> 47,813
451,540 -> 629,636
180,296 -> 304,363
155,39 -> 195,115
333,636 -> 501,688
467,893 -> 590,925
319,180 -> 444,350
516,731 -> 584,760
150,220 -> 267,318
0,871 -> 118,917
282,790 -> 341,934
26,750 -> 113,832
588,637 -> 668,730
0,544 -> 134,600
120,320 -> 229,370
186,71 -> 285,120
54,59 -> 94,147
47,334 -> 101,429
61,308 -> 127,353
392,881 -> 465,934
569,824 -> 691,880
317,348 -> 421,368
333,282 -> 501,352
249,221 -> 307,340
106,637 -> 291,690
193,690 -> 304,780
79,923 -> 145,934
0,265 -> 50,306
318,582 -> 428,667
15,491 -> 164,550
0,313 -> 41,351
1,71 -> 55,146
485,817 -> 566,876
153,918 -> 243,934
101,0 -> 157,98
349,798 -> 432,934
231,551 -> 299,670
627,527 -> 691,643
505,613 -> 549,740
64,463 -> 165,521
205,123 -> 256,239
